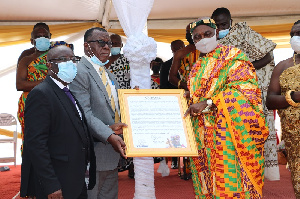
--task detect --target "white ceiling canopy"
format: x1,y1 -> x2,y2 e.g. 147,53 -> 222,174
0,0 -> 299,28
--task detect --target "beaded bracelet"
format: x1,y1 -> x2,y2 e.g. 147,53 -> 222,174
285,90 -> 300,107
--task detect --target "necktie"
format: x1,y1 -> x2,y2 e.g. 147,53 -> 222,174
99,67 -> 120,123
63,87 -> 76,107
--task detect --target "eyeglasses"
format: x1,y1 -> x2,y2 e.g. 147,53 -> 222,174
87,40 -> 112,48
49,56 -> 81,63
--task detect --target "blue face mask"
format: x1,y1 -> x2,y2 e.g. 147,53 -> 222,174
110,47 -> 121,55
218,28 -> 230,39
53,61 -> 77,83
35,37 -> 51,51
90,55 -> 109,66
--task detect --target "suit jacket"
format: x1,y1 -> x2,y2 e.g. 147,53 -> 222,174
160,58 -> 179,89
70,56 -> 120,171
20,76 -> 96,199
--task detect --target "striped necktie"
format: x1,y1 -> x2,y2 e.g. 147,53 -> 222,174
99,66 -> 120,123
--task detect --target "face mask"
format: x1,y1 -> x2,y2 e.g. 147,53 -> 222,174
91,56 -> 109,66
218,28 -> 230,39
195,33 -> 218,53
52,61 -> 77,83
87,44 -> 109,66
110,47 -> 121,55
35,37 -> 50,51
290,36 -> 300,54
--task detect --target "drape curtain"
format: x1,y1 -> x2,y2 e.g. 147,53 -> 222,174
112,0 -> 157,198
0,22 -> 99,47
0,22 -> 293,48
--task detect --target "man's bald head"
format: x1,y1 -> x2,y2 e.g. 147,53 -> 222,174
47,45 -> 74,61
171,40 -> 185,54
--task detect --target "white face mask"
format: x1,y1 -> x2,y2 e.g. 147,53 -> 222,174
194,32 -> 218,53
290,36 -> 300,54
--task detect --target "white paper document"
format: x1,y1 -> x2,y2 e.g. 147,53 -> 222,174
127,95 -> 188,148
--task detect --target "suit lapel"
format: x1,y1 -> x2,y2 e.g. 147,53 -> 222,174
45,76 -> 88,144
81,57 -> 114,111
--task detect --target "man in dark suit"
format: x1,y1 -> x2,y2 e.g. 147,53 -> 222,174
70,27 -> 127,199
20,45 -> 96,199
160,40 -> 185,89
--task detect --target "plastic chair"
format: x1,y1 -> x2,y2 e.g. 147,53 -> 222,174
0,113 -> 17,166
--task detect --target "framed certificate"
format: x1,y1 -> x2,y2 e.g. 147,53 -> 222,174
118,89 -> 198,157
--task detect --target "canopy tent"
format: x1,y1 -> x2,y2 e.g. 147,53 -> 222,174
0,0 -> 299,48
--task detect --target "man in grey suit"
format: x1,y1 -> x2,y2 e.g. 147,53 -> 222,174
70,27 -> 127,199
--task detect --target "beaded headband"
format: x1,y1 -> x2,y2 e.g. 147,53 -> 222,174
190,18 -> 217,33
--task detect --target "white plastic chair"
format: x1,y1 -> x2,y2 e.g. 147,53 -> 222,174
0,113 -> 17,166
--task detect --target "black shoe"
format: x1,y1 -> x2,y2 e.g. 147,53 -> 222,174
128,162 -> 134,178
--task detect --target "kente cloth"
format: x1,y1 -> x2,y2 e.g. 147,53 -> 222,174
277,63 -> 300,198
188,44 -> 269,199
179,50 -> 200,83
151,79 -> 159,89
219,22 -> 279,181
151,75 -> 160,86
17,41 -> 73,154
17,52 -> 48,153
107,54 -> 131,89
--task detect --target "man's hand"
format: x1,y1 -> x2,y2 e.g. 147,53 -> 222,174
183,91 -> 190,102
48,189 -> 63,199
184,101 -> 208,118
109,122 -> 128,135
107,134 -> 127,159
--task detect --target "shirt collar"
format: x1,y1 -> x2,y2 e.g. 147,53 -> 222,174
84,55 -> 106,73
50,76 -> 69,89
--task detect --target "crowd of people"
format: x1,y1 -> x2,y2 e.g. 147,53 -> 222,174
16,6 -> 299,199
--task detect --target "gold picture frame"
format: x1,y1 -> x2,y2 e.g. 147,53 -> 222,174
118,89 -> 198,157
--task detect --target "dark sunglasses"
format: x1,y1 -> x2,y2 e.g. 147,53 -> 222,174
87,40 -> 112,48
49,56 -> 81,63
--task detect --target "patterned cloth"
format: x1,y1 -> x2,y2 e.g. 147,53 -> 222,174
219,22 -> 279,181
188,45 -> 269,199
17,42 -> 72,153
151,79 -> 159,89
17,52 -> 48,153
107,54 -> 130,89
179,50 -> 200,83
151,75 -> 160,87
277,63 -> 300,198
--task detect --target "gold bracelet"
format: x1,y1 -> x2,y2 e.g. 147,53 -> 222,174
285,90 -> 300,107
177,80 -> 181,88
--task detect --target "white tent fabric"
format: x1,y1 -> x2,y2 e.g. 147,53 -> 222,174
113,0 -> 156,198
0,0 -> 299,25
